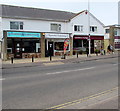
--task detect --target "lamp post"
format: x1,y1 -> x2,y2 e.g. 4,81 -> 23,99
88,34 -> 91,56
88,0 -> 91,56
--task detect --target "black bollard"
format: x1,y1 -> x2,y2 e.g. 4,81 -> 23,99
11,57 -> 13,64
104,50 -> 106,55
32,56 -> 34,62
50,55 -> 52,61
77,52 -> 79,58
64,54 -> 66,59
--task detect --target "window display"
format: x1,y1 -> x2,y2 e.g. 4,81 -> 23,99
55,42 -> 64,50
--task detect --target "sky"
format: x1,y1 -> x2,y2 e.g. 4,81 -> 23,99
0,0 -> 119,26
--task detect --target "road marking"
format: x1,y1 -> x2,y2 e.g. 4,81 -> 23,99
80,95 -> 118,109
113,63 -> 120,65
0,78 -> 5,81
46,87 -> 118,109
46,67 -> 95,75
43,62 -> 64,66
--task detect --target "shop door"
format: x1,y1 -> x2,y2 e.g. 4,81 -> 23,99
14,42 -> 22,58
48,42 -> 54,56
91,40 -> 94,53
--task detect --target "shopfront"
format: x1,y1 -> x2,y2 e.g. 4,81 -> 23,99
45,33 -> 70,56
6,31 -> 41,59
73,35 -> 104,53
114,36 -> 120,49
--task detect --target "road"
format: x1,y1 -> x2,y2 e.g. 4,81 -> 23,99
2,57 -> 118,109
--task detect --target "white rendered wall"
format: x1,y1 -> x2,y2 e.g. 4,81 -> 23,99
2,11 -> 104,37
68,11 -> 104,36
2,18 -> 68,33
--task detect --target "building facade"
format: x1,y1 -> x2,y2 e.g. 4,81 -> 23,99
0,5 -> 104,60
69,11 -> 104,54
104,25 -> 120,52
118,1 -> 120,25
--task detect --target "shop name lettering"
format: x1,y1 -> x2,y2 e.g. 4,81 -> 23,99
7,32 -> 40,37
46,34 -> 69,38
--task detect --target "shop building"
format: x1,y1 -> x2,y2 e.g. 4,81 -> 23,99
4,31 -> 41,59
0,5 -> 75,60
0,5 -> 104,60
45,33 -> 71,56
104,25 -> 120,52
69,11 -> 104,54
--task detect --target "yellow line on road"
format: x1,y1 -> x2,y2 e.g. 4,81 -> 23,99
46,87 -> 118,110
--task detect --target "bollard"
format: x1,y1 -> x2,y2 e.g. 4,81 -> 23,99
64,54 -> 66,59
77,52 -> 79,58
32,56 -> 34,62
50,55 -> 52,61
11,57 -> 13,64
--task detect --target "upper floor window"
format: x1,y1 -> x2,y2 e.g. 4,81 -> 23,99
105,29 -> 110,34
51,23 -> 61,32
74,25 -> 83,32
10,21 -> 23,30
90,26 -> 97,32
114,29 -> 117,36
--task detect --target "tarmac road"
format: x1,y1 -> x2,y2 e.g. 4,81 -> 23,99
2,57 -> 118,109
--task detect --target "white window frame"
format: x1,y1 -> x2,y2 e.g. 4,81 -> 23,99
50,23 -> 61,32
74,25 -> 83,32
10,21 -> 24,30
90,26 -> 97,32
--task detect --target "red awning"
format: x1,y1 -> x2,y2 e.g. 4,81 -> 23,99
114,36 -> 120,39
74,35 -> 104,40
74,37 -> 88,39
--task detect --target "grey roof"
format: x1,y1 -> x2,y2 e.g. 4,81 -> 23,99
1,5 -> 76,21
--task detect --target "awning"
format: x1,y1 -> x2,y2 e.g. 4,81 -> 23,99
74,35 -> 104,40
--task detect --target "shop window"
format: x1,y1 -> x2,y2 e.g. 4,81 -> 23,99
55,42 -> 69,50
7,48 -> 12,53
51,24 -> 61,32
83,39 -> 88,47
22,39 -> 40,53
10,21 -> 23,30
74,25 -> 83,32
90,26 -> 97,32
7,39 -> 13,53
73,39 -> 82,48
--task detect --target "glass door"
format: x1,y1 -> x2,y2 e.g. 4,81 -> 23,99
14,41 -> 22,58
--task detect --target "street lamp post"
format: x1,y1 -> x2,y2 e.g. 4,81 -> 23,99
88,34 -> 91,56
88,0 -> 91,56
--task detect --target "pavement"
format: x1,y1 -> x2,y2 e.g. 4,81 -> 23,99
2,53 -> 119,69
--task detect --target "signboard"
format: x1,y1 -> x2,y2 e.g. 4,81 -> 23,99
7,32 -> 41,38
74,36 -> 104,40
74,37 -> 88,39
45,33 -> 69,39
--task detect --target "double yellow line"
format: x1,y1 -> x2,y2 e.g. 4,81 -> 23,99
44,87 -> 118,110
